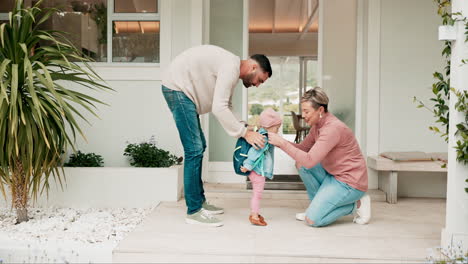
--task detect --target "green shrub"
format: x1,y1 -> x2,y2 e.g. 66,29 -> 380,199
124,137 -> 182,168
65,151 -> 104,167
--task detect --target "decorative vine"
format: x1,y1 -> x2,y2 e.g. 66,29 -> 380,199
414,0 -> 468,192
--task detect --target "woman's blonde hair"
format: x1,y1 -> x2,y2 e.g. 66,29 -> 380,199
301,87 -> 329,112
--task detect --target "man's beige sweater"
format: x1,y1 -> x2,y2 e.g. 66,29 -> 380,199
162,45 -> 247,138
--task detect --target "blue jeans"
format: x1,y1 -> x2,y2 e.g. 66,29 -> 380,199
162,86 -> 206,215
299,164 -> 365,227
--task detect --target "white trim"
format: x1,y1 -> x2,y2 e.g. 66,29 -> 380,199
107,0 -> 161,64
107,0 -> 113,63
188,0 -> 211,179
354,0 -> 365,145
441,0 -> 468,250
201,0 -> 210,179
202,0 -> 210,44
242,0 -> 249,121
91,65 -> 162,81
366,0 -> 380,189
159,0 -> 172,68
87,0 -> 172,81
317,0 -> 324,87
190,0 -> 204,47
0,13 -> 8,20
109,14 -> 160,20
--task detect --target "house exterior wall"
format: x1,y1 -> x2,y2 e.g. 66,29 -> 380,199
69,0 -> 201,167
379,0 -> 447,198
66,0 -> 451,198
69,80 -> 183,167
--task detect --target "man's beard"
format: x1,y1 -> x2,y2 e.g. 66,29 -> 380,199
243,80 -> 252,88
242,74 -> 254,88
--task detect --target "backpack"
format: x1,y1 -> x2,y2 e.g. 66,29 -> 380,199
233,132 -> 269,176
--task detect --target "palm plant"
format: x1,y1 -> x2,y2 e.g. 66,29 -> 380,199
0,0 -> 111,223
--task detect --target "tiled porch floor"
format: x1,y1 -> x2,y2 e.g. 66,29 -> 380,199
113,184 -> 445,263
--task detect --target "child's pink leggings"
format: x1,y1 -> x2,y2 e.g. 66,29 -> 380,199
249,171 -> 266,214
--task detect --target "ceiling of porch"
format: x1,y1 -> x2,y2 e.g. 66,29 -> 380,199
249,0 -> 319,56
249,0 -> 319,33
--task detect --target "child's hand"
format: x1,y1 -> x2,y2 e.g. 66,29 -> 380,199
240,166 -> 250,173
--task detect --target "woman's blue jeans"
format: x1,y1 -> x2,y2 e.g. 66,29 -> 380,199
299,164 -> 365,227
162,86 -> 206,215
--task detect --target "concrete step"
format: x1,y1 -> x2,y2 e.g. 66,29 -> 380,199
204,183 -> 387,202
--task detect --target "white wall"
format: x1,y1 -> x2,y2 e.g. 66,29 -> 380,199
379,0 -> 447,197
68,0 -> 201,167
380,0 -> 446,153
68,81 -> 182,167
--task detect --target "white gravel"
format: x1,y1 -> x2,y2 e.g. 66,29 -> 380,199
0,206 -> 155,263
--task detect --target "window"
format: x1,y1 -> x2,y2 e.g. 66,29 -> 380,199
109,0 -> 160,63
0,0 -> 160,64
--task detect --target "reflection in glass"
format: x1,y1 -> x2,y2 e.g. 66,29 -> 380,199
0,0 -> 15,12
248,57 -> 304,135
114,0 -> 157,13
306,60 -> 318,90
37,0 -> 107,62
112,21 -> 159,63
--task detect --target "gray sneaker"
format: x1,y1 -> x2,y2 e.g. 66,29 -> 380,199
186,209 -> 224,227
202,201 -> 224,215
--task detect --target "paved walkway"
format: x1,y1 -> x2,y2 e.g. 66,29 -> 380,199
113,186 -> 445,263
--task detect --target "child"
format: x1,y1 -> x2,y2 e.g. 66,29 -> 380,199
240,108 -> 282,226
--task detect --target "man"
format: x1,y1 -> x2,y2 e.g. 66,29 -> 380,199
162,45 -> 272,227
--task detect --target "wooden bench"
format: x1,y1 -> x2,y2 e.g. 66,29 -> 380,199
367,154 -> 447,204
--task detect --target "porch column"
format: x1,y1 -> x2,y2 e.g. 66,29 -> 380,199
441,0 -> 468,251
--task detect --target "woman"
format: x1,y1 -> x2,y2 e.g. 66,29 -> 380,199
268,87 -> 371,227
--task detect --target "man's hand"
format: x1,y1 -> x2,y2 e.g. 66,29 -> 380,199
244,130 -> 265,150
240,166 -> 250,173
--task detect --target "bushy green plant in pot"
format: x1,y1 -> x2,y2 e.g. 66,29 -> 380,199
0,0 -> 111,223
124,137 -> 182,168
64,151 -> 104,167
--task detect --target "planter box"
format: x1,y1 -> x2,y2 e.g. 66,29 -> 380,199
30,165 -> 184,208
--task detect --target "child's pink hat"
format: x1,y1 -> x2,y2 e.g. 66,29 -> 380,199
259,108 -> 282,128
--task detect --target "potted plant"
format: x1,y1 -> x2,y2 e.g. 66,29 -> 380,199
124,136 -> 182,168
64,151 -> 104,167
0,0 -> 111,223
33,137 -> 184,208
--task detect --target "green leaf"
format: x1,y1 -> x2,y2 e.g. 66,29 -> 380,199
0,1 -> 111,223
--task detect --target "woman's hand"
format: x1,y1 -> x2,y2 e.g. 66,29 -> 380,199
268,132 -> 287,148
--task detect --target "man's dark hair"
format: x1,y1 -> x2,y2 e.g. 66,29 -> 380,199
250,54 -> 272,77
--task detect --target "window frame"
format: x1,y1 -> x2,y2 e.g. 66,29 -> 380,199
106,0 -> 161,65
1,0 -> 171,81
0,13 -> 8,21
0,1 -> 161,66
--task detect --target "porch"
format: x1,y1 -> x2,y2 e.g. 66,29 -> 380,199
113,184 -> 445,263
